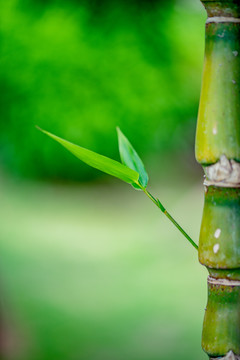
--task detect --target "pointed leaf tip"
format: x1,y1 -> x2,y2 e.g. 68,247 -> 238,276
37,127 -> 140,185
117,127 -> 148,189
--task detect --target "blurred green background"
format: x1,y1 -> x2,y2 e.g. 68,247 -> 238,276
0,0 -> 208,359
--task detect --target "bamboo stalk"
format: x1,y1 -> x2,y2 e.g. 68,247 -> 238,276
196,0 -> 240,358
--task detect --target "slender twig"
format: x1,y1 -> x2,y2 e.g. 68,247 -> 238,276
140,186 -> 198,251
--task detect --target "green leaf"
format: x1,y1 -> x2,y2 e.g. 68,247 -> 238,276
117,127 -> 148,188
37,127 -> 140,185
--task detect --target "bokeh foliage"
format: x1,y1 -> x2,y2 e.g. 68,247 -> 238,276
0,0 -> 205,180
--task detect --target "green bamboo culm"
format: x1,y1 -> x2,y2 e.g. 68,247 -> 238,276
196,0 -> 240,358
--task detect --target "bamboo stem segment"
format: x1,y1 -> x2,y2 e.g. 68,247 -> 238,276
202,276 -> 240,356
196,0 -> 240,357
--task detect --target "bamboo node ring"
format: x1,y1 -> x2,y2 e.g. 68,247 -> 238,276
204,155 -> 240,187
210,350 -> 240,359
208,276 -> 240,287
206,17 -> 240,24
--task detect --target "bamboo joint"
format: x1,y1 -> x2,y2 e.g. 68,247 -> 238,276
196,0 -> 240,358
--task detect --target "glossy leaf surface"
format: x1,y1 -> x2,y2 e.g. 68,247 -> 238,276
117,127 -> 148,188
37,127 -> 140,185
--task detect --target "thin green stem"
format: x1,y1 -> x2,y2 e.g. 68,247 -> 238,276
140,186 -> 198,251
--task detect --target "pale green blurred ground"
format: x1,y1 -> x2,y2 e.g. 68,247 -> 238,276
0,168 -> 208,360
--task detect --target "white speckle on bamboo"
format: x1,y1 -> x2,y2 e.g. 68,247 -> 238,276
232,79 -> 236,84
233,51 -> 238,57
213,243 -> 220,254
213,126 -> 217,135
214,229 -> 221,239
